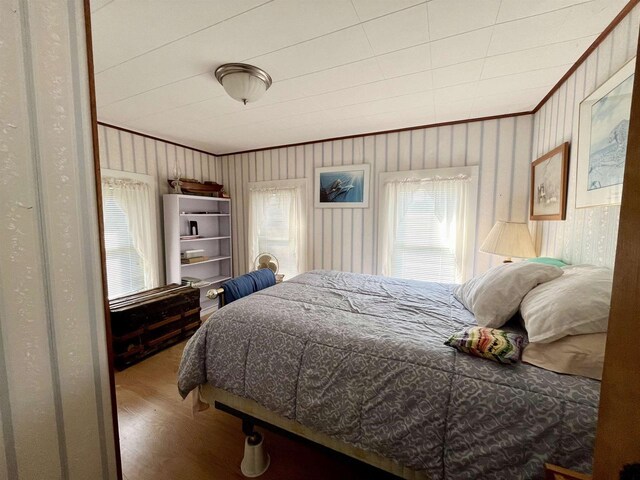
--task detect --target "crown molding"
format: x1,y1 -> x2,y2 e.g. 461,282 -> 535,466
96,122 -> 217,157
218,111 -> 532,156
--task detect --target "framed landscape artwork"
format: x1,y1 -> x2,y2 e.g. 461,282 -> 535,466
530,143 -> 570,221
576,57 -> 635,208
314,164 -> 370,208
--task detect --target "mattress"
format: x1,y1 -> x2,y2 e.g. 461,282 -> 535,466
178,270 -> 600,479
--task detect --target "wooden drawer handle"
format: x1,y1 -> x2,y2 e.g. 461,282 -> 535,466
183,320 -> 201,331
184,307 -> 201,317
146,314 -> 182,331
115,345 -> 144,359
112,328 -> 144,342
147,329 -> 181,347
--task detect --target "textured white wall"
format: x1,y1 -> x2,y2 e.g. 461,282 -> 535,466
531,5 -> 640,268
97,124 -> 221,284
0,0 -> 116,478
219,115 -> 534,278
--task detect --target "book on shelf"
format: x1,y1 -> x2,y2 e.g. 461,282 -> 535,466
181,256 -> 208,264
181,277 -> 215,289
182,248 -> 204,258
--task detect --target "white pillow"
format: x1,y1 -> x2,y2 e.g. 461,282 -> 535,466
522,333 -> 606,380
521,265 -> 612,343
454,262 -> 564,328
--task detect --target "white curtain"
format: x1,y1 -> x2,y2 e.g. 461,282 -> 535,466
247,184 -> 307,279
102,177 -> 159,290
378,175 -> 473,283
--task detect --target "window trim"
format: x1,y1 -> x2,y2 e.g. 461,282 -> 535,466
378,166 -> 479,185
377,166 -> 479,281
247,178 -> 310,191
100,168 -> 161,218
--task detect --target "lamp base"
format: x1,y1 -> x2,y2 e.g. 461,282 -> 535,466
240,432 -> 270,478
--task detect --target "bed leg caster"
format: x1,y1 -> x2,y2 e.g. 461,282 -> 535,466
240,431 -> 270,478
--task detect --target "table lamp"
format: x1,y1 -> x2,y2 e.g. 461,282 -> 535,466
480,221 -> 536,263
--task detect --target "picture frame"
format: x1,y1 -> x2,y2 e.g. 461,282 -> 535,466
530,142 -> 570,221
314,164 -> 370,208
576,57 -> 635,208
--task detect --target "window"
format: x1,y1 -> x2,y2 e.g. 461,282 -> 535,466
378,167 -> 478,284
247,179 -> 308,280
101,170 -> 159,299
103,196 -> 146,298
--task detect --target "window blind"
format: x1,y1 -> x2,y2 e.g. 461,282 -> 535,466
102,194 -> 146,299
391,186 -> 458,283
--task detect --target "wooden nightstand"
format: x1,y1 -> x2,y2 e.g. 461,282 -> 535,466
545,464 -> 592,480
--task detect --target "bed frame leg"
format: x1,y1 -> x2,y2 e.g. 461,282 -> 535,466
242,418 -> 256,436
240,418 -> 270,477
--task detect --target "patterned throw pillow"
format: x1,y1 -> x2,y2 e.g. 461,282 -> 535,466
445,327 -> 524,365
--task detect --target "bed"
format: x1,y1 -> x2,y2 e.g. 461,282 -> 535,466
178,270 -> 600,479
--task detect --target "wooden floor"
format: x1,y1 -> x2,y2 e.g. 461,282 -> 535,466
115,341 -> 396,480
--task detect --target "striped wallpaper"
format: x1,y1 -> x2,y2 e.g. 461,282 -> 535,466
531,4 -> 640,268
219,115 -> 534,278
97,124 -> 221,284
0,1 -> 116,478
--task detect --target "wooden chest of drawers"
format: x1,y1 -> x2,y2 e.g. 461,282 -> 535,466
109,284 -> 201,370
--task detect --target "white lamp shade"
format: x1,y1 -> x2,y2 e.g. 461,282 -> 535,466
221,72 -> 268,104
480,221 -> 536,259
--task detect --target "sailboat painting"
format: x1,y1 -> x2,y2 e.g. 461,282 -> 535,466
315,164 -> 370,208
577,57 -> 635,208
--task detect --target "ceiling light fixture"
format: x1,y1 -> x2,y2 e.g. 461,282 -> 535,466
214,63 -> 272,105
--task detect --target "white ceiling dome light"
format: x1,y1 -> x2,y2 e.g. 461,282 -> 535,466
214,63 -> 272,105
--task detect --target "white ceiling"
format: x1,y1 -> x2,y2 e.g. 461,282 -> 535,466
91,0 -> 628,154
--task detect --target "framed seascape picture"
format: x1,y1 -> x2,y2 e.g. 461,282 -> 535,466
530,142 -> 570,221
314,164 -> 370,208
576,57 -> 635,208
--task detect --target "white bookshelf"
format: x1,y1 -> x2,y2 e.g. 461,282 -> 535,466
163,194 -> 232,316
